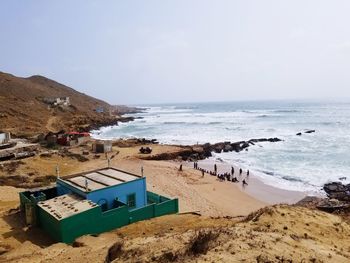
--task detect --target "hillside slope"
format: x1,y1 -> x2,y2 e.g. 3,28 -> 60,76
0,71 -> 127,137
0,203 -> 349,263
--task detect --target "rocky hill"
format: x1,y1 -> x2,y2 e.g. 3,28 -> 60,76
0,71 -> 135,137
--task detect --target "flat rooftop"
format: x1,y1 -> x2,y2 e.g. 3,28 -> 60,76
37,194 -> 97,220
60,167 -> 142,192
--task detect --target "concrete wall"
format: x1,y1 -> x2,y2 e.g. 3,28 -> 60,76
87,178 -> 147,210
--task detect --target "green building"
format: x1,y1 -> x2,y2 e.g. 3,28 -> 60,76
19,167 -> 179,243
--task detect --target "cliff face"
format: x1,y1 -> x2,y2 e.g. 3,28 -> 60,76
0,72 -> 127,137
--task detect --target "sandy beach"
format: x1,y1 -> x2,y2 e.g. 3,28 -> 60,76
190,158 -> 307,205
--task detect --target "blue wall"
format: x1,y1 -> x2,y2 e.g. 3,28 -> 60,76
87,178 -> 147,210
57,177 -> 147,210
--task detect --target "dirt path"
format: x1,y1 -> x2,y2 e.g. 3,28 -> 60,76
45,115 -> 60,132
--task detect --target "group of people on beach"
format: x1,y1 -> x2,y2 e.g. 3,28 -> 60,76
192,162 -> 250,187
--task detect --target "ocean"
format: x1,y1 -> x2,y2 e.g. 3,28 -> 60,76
91,101 -> 350,193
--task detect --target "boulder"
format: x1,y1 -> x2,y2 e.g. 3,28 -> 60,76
223,144 -> 233,152
139,146 -> 152,154
213,143 -> 225,153
214,147 -> 222,153
323,182 -> 350,201
316,198 -> 350,212
296,132 -> 302,136
240,141 -> 250,149
230,142 -> 243,152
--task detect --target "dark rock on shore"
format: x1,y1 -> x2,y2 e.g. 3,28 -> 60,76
324,182 -> 350,201
316,199 -> 350,213
296,132 -> 302,136
141,147 -> 198,161
113,138 -> 158,148
203,137 -> 283,158
297,196 -> 350,213
137,138 -> 159,144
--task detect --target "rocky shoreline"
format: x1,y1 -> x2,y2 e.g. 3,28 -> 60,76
81,107 -> 145,132
136,137 -> 283,161
83,115 -> 139,132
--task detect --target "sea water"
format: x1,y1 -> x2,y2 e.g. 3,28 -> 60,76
92,101 -> 350,193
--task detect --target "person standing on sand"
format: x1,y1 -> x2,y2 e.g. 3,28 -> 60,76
179,164 -> 183,171
202,170 -> 204,177
247,170 -> 250,177
231,166 -> 234,176
214,164 -> 217,175
242,178 -> 248,187
239,168 -> 242,176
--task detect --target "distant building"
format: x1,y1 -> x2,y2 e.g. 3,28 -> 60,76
56,131 -> 90,146
19,167 -> 178,243
0,132 -> 10,145
92,140 -> 113,153
95,106 -> 104,113
43,97 -> 70,107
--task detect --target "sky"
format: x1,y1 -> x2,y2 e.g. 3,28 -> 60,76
1,1 -> 350,105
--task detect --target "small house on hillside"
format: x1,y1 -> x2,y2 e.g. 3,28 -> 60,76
19,167 -> 178,243
0,132 -> 11,145
95,107 -> 104,113
43,97 -> 70,107
56,132 -> 90,146
44,130 -> 65,146
92,140 -> 113,153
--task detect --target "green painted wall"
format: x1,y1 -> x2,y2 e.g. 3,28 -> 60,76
129,204 -> 155,223
35,192 -> 179,244
38,207 -> 62,242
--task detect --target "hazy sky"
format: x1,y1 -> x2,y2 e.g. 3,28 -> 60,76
1,1 -> 350,105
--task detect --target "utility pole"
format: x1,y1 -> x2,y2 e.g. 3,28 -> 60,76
56,164 -> 60,179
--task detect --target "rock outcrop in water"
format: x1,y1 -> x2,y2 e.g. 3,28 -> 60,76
211,138 -> 282,154
305,130 -> 316,134
141,137 -> 283,161
296,130 -> 316,136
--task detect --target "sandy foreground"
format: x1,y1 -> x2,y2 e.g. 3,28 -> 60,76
0,142 -> 349,262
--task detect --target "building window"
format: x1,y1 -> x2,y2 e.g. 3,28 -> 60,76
127,193 -> 136,208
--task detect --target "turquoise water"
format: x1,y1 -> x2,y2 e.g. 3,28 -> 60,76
92,101 -> 350,192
